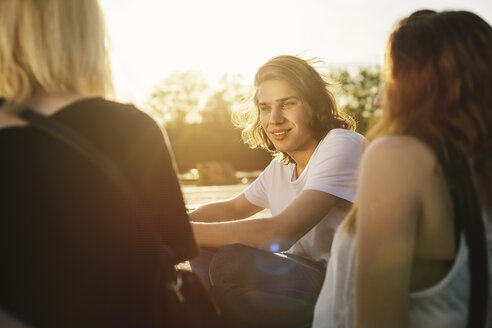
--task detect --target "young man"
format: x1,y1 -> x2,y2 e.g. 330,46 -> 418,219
190,55 -> 365,328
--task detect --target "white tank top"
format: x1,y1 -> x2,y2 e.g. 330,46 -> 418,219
313,226 -> 492,328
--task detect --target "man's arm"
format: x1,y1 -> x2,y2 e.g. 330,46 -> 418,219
192,189 -> 337,251
189,193 -> 264,223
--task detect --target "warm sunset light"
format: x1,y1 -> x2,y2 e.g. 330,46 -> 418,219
98,0 -> 492,181
2,2 -> 491,326
99,0 -> 492,107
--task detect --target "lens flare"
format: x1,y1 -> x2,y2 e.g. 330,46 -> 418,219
269,243 -> 281,253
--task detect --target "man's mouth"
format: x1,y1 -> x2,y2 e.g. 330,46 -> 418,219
271,129 -> 290,135
270,129 -> 291,139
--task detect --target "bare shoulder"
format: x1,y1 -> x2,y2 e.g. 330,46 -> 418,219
362,135 -> 437,175
357,136 -> 442,200
0,111 -> 27,130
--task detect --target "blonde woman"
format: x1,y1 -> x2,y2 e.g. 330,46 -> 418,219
0,1 -> 196,326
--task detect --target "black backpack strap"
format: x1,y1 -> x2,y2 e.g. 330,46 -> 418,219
444,154 -> 489,327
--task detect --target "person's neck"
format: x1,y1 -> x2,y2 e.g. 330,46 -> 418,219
30,93 -> 90,116
289,145 -> 318,178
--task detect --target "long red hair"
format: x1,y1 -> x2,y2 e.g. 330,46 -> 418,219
344,10 -> 492,233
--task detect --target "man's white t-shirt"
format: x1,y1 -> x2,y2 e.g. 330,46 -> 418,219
244,128 -> 366,266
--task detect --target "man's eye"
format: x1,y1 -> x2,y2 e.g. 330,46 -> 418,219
260,106 -> 270,111
282,102 -> 295,108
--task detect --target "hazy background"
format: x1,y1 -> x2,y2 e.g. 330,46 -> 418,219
100,0 -> 492,106
98,0 -> 492,180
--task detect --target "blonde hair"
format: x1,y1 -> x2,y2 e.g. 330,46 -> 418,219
0,0 -> 113,112
233,55 -> 353,164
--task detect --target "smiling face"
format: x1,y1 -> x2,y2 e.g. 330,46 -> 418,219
257,79 -> 318,165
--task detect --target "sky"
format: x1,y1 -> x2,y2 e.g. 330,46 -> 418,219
99,0 -> 492,107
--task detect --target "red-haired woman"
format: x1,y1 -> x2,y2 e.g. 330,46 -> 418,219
313,10 -> 492,328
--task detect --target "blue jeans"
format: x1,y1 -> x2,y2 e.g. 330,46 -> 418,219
190,244 -> 325,328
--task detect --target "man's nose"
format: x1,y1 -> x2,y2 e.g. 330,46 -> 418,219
269,105 -> 284,124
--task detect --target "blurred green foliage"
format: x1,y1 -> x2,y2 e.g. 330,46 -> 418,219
326,66 -> 382,134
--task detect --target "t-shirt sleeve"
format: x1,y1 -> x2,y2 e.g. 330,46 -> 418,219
243,160 -> 274,209
304,131 -> 365,203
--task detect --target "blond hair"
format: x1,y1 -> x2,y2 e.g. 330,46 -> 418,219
0,0 -> 113,112
233,55 -> 353,163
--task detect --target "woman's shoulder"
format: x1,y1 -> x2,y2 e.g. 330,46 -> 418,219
66,97 -> 153,121
60,97 -> 162,134
0,110 -> 27,131
361,135 -> 439,181
366,135 -> 436,161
